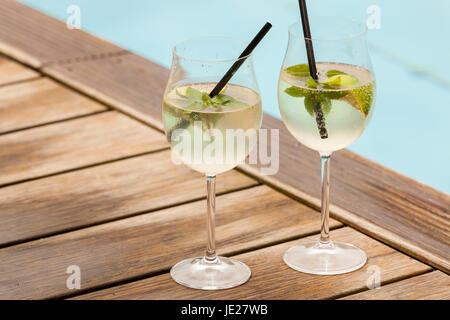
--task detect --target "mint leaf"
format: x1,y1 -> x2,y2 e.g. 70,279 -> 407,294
217,93 -> 249,109
307,76 -> 318,89
285,64 -> 310,77
284,86 -> 308,97
201,92 -> 212,103
184,101 -> 204,111
326,70 -> 347,77
176,86 -> 250,111
224,100 -> 249,109
305,95 -> 331,117
214,93 -> 233,105
185,87 -> 203,99
285,84 -> 347,100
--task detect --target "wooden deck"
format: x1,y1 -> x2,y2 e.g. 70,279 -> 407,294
0,0 -> 448,300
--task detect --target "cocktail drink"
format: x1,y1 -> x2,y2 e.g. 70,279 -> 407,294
163,83 -> 262,175
163,35 -> 266,290
278,17 -> 376,275
279,62 -> 375,152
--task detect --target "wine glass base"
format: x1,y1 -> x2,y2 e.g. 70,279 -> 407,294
170,256 -> 251,290
283,241 -> 367,275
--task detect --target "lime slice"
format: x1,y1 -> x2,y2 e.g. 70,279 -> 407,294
341,83 -> 374,116
304,94 -> 331,117
321,74 -> 359,88
349,83 -> 374,116
307,76 -> 318,88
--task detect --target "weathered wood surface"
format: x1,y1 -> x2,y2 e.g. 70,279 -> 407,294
0,2 -> 447,301
0,186 -> 343,299
0,150 -> 257,246
0,77 -> 106,134
44,54 -> 168,131
0,0 -> 127,68
0,111 -> 167,186
44,52 -> 450,273
76,227 -> 431,300
342,271 -> 450,300
0,55 -> 39,86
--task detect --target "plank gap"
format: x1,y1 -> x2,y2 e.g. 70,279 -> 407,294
222,224 -> 346,261
62,224 -> 345,300
0,146 -> 169,189
0,73 -> 42,89
71,227 -> 430,300
331,268 -> 434,300
235,166 -> 322,212
340,271 -> 450,300
1,52 -> 133,118
0,181 -> 261,249
41,50 -> 130,68
0,109 -> 110,137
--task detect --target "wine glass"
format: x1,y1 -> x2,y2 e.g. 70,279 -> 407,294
278,17 -> 376,275
163,37 -> 262,289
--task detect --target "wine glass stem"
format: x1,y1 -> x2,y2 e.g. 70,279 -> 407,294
319,153 -> 331,244
205,174 -> 217,262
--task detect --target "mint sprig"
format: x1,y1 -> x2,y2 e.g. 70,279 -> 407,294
177,87 -> 250,112
285,64 -> 359,88
283,65 -> 373,117
285,64 -> 310,77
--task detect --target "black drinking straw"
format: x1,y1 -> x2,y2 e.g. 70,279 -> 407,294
209,22 -> 272,98
298,0 -> 328,139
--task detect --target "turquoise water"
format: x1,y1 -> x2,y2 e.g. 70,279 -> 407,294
19,0 -> 450,193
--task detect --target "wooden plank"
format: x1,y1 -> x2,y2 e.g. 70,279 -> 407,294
75,227 -> 431,300
0,185 -> 343,299
0,77 -> 106,134
0,150 -> 257,246
44,53 -> 168,131
0,111 -> 167,186
0,55 -> 39,86
43,53 -> 450,273
0,0 -> 126,68
341,271 -> 450,300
